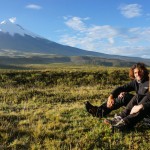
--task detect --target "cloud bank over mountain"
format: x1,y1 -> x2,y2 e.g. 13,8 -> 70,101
59,15 -> 150,59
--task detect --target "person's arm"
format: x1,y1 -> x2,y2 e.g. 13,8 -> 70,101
107,94 -> 114,108
107,92 -> 128,108
111,80 -> 136,98
130,104 -> 143,114
107,81 -> 135,108
130,93 -> 150,114
143,93 -> 150,110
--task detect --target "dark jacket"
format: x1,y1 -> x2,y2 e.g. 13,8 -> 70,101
111,78 -> 149,109
143,93 -> 150,110
111,78 -> 149,98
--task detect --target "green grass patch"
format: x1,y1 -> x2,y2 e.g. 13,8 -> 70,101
0,65 -> 149,149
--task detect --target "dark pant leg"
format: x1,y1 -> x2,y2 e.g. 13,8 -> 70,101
119,95 -> 139,118
98,93 -> 134,117
123,96 -> 150,127
113,93 -> 134,109
98,103 -> 112,117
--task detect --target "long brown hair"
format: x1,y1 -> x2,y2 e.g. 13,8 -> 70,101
129,62 -> 149,80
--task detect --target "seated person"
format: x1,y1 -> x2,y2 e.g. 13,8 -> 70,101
85,62 -> 149,130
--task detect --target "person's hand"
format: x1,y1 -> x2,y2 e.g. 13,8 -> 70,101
130,104 -> 143,114
107,95 -> 114,108
118,92 -> 125,99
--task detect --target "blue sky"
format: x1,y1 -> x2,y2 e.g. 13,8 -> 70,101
0,0 -> 150,58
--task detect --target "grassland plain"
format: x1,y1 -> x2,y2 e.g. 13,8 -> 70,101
0,64 -> 150,150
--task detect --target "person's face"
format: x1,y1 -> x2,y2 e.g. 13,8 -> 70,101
134,68 -> 144,81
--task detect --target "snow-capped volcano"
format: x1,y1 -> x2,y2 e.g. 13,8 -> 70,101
0,19 -> 41,38
0,19 -> 109,57
0,19 -> 150,66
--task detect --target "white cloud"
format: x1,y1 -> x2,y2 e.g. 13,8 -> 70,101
59,16 -> 150,58
87,25 -> 118,40
119,4 -> 142,18
9,17 -> 16,23
108,38 -> 114,44
60,35 -> 79,47
125,27 -> 150,43
26,4 -> 42,10
64,16 -> 88,31
60,17 -> 119,51
108,46 -> 150,58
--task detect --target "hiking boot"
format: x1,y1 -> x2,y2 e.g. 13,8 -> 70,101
85,101 -> 103,118
104,114 -> 122,126
112,119 -> 127,132
142,118 -> 150,127
143,118 -> 150,124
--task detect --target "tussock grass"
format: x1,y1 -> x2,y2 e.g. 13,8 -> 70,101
0,65 -> 150,149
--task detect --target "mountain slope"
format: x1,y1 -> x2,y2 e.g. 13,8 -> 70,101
0,20 -> 150,66
0,20 -> 111,56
